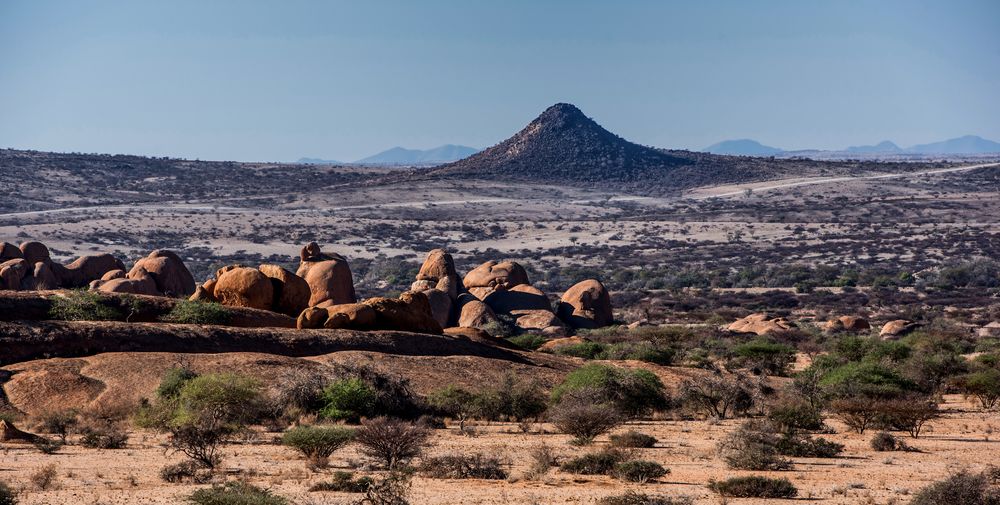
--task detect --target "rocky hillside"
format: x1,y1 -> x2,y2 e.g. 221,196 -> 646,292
427,103 -> 954,194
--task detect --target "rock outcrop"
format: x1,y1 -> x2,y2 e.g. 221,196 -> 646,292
128,250 -> 196,297
362,291 -> 443,334
457,298 -> 499,329
880,320 -> 920,340
296,242 -> 357,307
822,316 -> 871,333
727,313 -> 795,336
412,249 -> 461,299
557,279 -> 613,329
463,260 -> 529,290
214,266 -> 275,311
61,254 -> 127,288
258,264 -> 311,317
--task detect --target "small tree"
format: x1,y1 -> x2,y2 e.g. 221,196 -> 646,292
959,368 -> 1000,410
282,425 -> 355,467
355,417 -> 432,470
34,410 -> 78,444
679,374 -> 755,419
427,385 -> 479,432
829,397 -> 880,434
319,378 -> 377,422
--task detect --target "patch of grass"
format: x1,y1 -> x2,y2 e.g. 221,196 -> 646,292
553,342 -> 608,359
188,482 -> 288,505
708,476 -> 798,499
161,300 -> 231,325
48,291 -> 121,321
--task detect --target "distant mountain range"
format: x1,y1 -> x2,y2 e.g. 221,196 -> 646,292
354,144 -> 478,164
704,135 -> 1000,156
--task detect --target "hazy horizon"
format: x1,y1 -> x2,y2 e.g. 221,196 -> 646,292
2,0 -> 998,162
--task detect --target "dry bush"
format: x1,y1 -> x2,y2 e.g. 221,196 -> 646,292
159,461 -> 212,484
609,431 -> 657,448
525,444 -> 558,479
418,453 -> 507,479
612,460 -> 668,483
547,388 -> 623,445
30,464 -> 58,491
32,410 -> 78,444
355,417 -> 431,470
908,470 -> 1000,505
309,471 -> 373,493
598,492 -> 692,505
678,374 -> 755,419
561,448 -> 634,475
356,471 -> 412,505
716,421 -> 792,471
0,481 -> 17,505
870,431 -> 907,452
708,476 -> 798,499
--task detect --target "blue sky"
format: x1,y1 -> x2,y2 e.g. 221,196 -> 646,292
1,0 -> 997,161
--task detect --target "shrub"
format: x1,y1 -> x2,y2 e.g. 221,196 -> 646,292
188,482 -> 288,505
551,364 -> 667,417
319,378 -> 377,422
729,339 -> 796,376
33,410 -> 78,444
678,374 -> 755,419
819,362 -> 916,399
708,476 -> 798,499
870,431 -> 904,452
609,431 -> 657,448
716,421 -> 792,471
774,434 -> 843,458
309,471 -> 373,492
482,315 -> 518,338
419,453 -> 507,479
599,341 -> 676,366
78,423 -> 129,449
878,397 -> 939,438
547,388 -> 623,444
159,460 -> 211,484
598,492 -> 692,505
162,300 -> 230,325
507,334 -> 547,350
959,368 -> 1000,409
908,470 -> 1000,505
475,373 -> 548,422
30,463 -> 58,490
561,448 -> 632,475
33,438 -> 62,455
156,366 -> 198,400
525,444 -> 557,479
136,372 -> 264,468
829,397 -> 881,434
553,341 -> 607,359
612,460 -> 668,483
355,417 -> 432,470
358,471 -> 412,505
0,481 -> 16,505
48,290 -> 121,320
766,396 -> 824,433
281,425 -> 354,466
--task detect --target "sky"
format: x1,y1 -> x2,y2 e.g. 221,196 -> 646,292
1,0 -> 998,162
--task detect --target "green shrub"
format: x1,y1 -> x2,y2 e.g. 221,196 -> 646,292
418,453 -> 507,479
162,300 -> 231,325
598,492 -> 692,505
766,397 -> 824,433
282,425 -> 354,465
551,364 -> 667,417
553,341 -> 608,359
599,341 -> 676,365
156,367 -> 198,400
909,470 -> 1000,505
188,482 -> 288,505
0,480 -> 17,505
729,339 -> 796,376
959,368 -> 1000,409
507,334 -> 547,350
678,374 -> 755,419
561,448 -> 631,475
136,372 -> 264,468
819,362 -> 916,399
708,476 -> 798,499
319,378 -> 377,422
48,291 -> 121,321
612,460 -> 668,483
309,471 -> 373,492
609,431 -> 657,448
33,437 -> 62,455
78,423 -> 129,449
774,434 -> 843,458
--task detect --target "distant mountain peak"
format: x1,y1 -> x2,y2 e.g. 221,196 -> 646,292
355,144 -> 478,165
845,140 -> 901,153
704,139 -> 783,156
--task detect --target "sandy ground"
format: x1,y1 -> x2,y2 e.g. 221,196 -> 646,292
1,394 -> 995,505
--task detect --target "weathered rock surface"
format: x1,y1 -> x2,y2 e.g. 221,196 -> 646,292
457,299 -> 499,329
880,319 -> 920,340
363,291 -> 443,334
258,264 -> 311,317
214,266 -> 274,311
823,315 -> 871,333
128,250 -> 196,297
463,260 -> 529,290
483,284 -> 551,314
727,313 -> 795,336
296,242 -> 357,307
557,279 -> 613,329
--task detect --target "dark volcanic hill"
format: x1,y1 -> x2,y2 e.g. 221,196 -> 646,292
427,103 -> 951,194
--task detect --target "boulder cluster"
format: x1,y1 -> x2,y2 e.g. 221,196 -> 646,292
2,239 -> 614,337
2,241 -> 127,292
727,312 -> 920,340
296,246 -> 614,336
